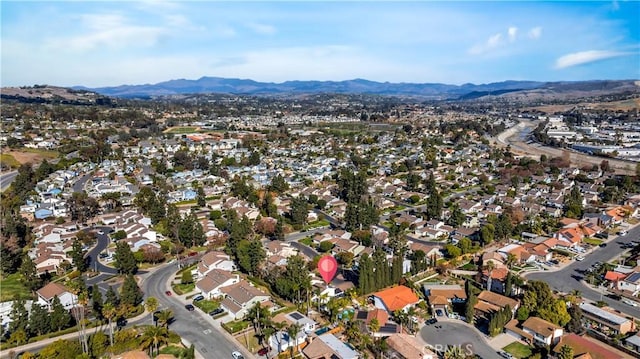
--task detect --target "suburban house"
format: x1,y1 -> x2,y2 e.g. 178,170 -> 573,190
196,251 -> 236,279
385,333 -> 436,359
553,333 -> 625,359
616,271 -> 640,295
423,284 -> 466,316
284,311 -> 317,334
474,291 -> 519,320
219,280 -> 271,320
302,333 -> 359,359
480,267 -> 510,295
579,302 -> 635,335
505,317 -> 563,346
372,285 -> 420,314
354,308 -> 400,337
196,269 -> 240,299
36,282 -> 78,311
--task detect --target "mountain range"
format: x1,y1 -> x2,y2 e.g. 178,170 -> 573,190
74,77 -> 553,98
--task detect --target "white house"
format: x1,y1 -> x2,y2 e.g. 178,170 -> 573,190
617,272 -> 640,295
196,269 -> 240,299
219,280 -> 271,320
522,317 -> 564,346
196,251 -> 236,279
36,283 -> 77,311
284,311 -> 317,334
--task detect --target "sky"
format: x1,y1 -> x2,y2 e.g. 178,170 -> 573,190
2,1 -> 639,87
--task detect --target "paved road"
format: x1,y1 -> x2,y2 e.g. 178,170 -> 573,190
525,224 -> 640,318
72,173 -> 93,193
85,227 -> 120,291
419,321 -> 499,359
141,263 -> 252,359
0,170 -> 18,192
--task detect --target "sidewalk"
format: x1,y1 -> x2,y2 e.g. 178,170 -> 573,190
0,309 -> 150,359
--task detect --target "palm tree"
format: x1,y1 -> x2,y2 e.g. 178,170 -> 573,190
368,318 -> 380,334
145,297 -> 159,325
483,260 -> 496,290
156,309 -> 174,329
102,303 -> 117,346
444,345 -> 467,359
272,321 -> 287,353
505,253 -> 517,269
286,323 -> 301,358
140,325 -> 169,357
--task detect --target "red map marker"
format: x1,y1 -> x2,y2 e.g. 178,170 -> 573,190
318,255 -> 338,284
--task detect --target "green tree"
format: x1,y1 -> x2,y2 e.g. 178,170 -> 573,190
9,328 -> 27,346
19,255 -> 41,292
465,281 -> 477,324
114,242 -> 138,275
269,174 -> 289,194
197,186 -> 206,208
557,344 -> 574,359
50,296 -> 72,331
88,331 -> 109,358
480,224 -> 495,245
91,284 -> 103,320
140,325 -> 170,357
564,185 -> 584,219
102,303 -> 117,346
120,274 -> 143,307
318,240 -> 334,253
447,204 -> 465,227
181,270 -> 194,284
273,255 -> 311,304
9,298 -> 29,334
538,299 -> 571,326
410,250 -> 427,274
290,196 -> 308,228
156,309 -> 174,329
358,253 -> 374,295
145,297 -> 159,325
28,302 -> 51,336
39,339 -> 82,359
444,244 -> 461,258
70,239 -> 87,272
105,285 -> 120,307
237,239 -> 266,276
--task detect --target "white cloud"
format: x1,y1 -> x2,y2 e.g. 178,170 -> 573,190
246,23 -> 276,35
508,27 -> 518,42
469,33 -> 503,55
528,27 -> 542,39
554,50 -> 628,69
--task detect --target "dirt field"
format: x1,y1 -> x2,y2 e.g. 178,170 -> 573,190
4,149 -> 58,165
527,98 -> 640,113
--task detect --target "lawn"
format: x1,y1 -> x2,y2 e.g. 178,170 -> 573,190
235,329 -> 261,353
299,237 -> 313,246
0,273 -> 34,301
172,283 -> 195,295
222,320 -> 251,334
164,126 -> 200,134
503,342 -> 533,359
194,299 -> 220,313
304,219 -> 330,230
583,238 -> 603,246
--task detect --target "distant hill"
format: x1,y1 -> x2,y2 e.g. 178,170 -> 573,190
74,77 -> 546,99
1,85 -> 114,105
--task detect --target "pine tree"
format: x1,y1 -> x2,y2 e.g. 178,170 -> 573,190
358,253 -> 373,295
121,274 -> 143,307
70,239 -> 87,272
28,302 -> 51,336
105,285 -> 119,307
92,284 -> 103,320
9,298 -> 29,334
50,296 -> 72,331
19,255 -> 41,292
114,242 -> 138,275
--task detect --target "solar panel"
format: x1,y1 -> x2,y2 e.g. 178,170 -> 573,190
289,312 -> 304,320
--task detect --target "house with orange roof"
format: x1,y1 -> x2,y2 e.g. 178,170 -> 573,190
605,207 -> 627,225
553,333 -> 625,359
372,285 -> 420,314
554,227 -> 583,248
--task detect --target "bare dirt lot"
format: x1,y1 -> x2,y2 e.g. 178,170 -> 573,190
4,150 -> 58,165
526,98 -> 640,113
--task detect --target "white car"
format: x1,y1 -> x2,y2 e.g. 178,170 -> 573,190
623,299 -> 638,307
575,255 -> 585,261
232,351 -> 245,359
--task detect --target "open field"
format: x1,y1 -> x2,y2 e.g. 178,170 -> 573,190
163,126 -> 201,134
4,148 -> 58,165
0,273 -> 33,301
527,98 -> 640,113
0,153 -> 21,169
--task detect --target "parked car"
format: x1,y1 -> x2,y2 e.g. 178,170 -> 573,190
165,291 -> 172,296
618,230 -> 628,236
209,308 -> 224,316
623,299 -> 638,307
258,348 -> 268,356
499,352 -> 514,359
232,351 -> 245,359
599,243 -> 607,248
575,255 -> 585,261
97,230 -> 104,235
193,295 -> 204,302
185,304 -> 195,311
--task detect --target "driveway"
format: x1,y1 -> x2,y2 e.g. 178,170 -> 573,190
419,321 -> 500,359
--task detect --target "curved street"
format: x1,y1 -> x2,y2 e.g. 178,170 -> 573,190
525,224 -> 640,318
419,321 -> 499,359
140,263 -> 254,359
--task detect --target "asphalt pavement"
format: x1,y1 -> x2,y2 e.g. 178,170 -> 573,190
140,263 -> 254,359
525,224 -> 640,318
419,320 -> 500,359
0,170 -> 18,192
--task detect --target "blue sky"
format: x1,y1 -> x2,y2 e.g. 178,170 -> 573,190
2,1 -> 639,87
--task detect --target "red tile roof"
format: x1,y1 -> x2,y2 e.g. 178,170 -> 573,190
373,285 -> 420,312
